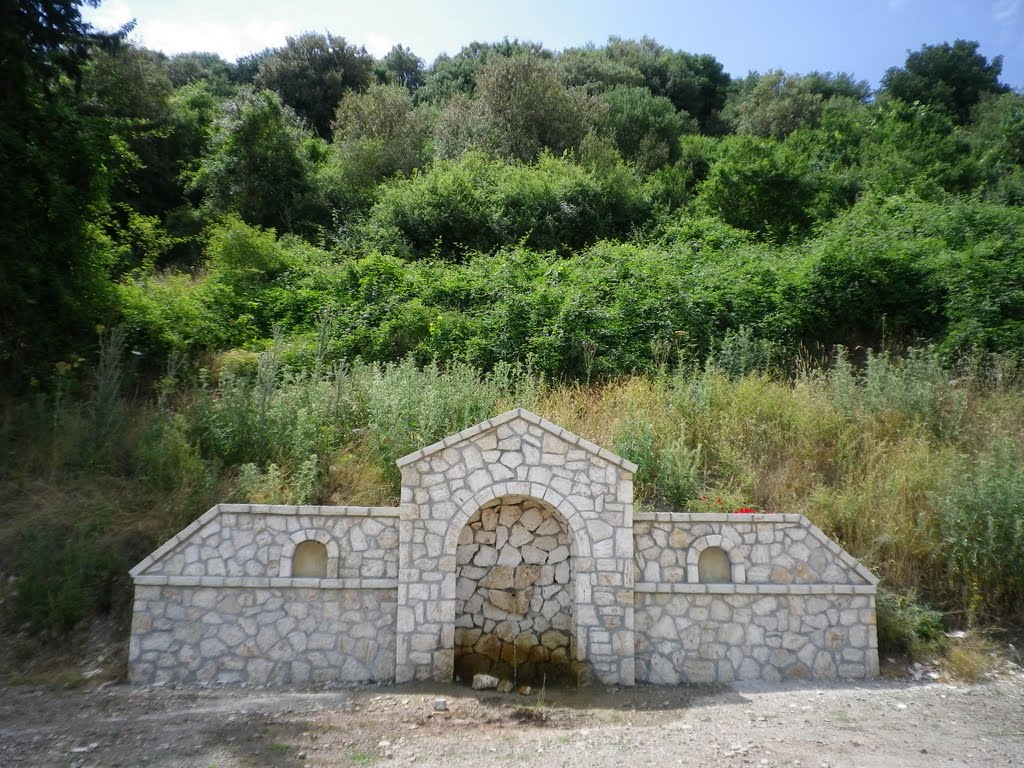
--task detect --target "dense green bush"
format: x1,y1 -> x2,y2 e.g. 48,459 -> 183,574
363,152 -> 650,258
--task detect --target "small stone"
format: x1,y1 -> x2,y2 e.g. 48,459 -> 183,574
432,698 -> 448,711
472,673 -> 499,690
516,685 -> 532,695
497,680 -> 514,693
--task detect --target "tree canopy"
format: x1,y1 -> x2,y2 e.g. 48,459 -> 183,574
3,25 -> 1024,391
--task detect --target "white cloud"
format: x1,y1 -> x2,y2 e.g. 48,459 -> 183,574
83,0 -> 135,32
993,0 -> 1020,28
130,18 -> 297,60
364,33 -> 399,58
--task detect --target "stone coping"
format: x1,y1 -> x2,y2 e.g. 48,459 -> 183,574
132,575 -> 398,589
633,512 -> 879,587
218,503 -> 401,517
633,582 -> 877,595
635,512 -> 804,522
395,408 -> 639,474
129,503 -> 400,578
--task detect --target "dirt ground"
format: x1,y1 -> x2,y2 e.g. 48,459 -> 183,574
1,669 -> 1023,768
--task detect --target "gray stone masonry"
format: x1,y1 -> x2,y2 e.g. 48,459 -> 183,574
395,409 -> 637,686
128,408 -> 879,687
454,495 -> 576,685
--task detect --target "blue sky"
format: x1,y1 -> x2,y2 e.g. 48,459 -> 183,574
84,0 -> 1024,89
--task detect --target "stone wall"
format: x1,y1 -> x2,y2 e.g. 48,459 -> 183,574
129,505 -> 400,686
138,505 -> 399,581
632,512 -> 879,684
454,496 -> 575,684
130,585 -> 396,685
634,514 -> 871,587
635,592 -> 877,683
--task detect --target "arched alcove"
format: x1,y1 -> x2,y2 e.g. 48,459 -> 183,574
279,529 -> 339,578
686,534 -> 745,584
292,540 -> 328,578
697,546 -> 731,583
454,495 -> 576,685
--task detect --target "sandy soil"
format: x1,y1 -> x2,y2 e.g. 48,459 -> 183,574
1,672 -> 1022,768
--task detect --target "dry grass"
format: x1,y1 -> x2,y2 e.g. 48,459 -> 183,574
943,632 -> 1003,683
3,348 -> 1023,642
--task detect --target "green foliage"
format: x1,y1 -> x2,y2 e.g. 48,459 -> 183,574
724,70 -> 871,140
862,101 -> 978,197
188,89 -> 328,234
11,521 -> 129,636
932,439 -> 1024,623
970,92 -> 1024,204
254,32 -> 373,138
881,39 -> 1008,125
166,51 -> 235,91
332,83 -> 432,180
875,588 -> 946,656
379,44 -> 424,91
723,70 -> 826,140
598,85 -> 694,173
365,152 -> 648,258
695,135 -> 814,242
0,13 -> 122,390
472,54 -> 593,162
602,37 -> 731,132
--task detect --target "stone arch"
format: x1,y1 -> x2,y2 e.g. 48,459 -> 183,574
453,494 -> 577,685
443,481 -> 589,558
686,534 -> 746,584
279,529 -> 340,578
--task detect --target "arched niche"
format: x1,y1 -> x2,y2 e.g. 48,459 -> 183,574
687,534 -> 746,584
453,495 -> 577,685
279,529 -> 340,578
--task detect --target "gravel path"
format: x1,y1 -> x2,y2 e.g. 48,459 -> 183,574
1,675 -> 1022,768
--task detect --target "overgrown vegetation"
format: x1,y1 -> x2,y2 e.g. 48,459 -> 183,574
3,339 -> 1023,651
3,3 -> 1023,667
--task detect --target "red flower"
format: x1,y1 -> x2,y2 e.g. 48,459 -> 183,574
733,507 -> 757,514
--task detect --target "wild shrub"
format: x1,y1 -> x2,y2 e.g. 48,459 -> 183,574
931,439 -> 1024,623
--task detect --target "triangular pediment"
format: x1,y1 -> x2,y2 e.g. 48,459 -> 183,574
395,408 -> 638,473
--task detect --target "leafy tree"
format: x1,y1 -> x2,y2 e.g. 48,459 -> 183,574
861,101 -> 978,198
431,92 -> 489,159
598,85 -> 694,173
881,40 -> 1008,125
166,51 -> 234,91
604,37 -> 731,132
559,46 -> 645,94
231,47 -> 273,84
416,54 -> 480,103
724,70 -> 844,139
332,82 -> 431,180
0,0 -> 126,389
188,88 -> 322,233
474,54 -> 592,162
254,32 -> 373,138
77,44 -> 182,273
970,92 -> 1024,204
696,135 -> 814,243
801,71 -> 871,102
379,44 -> 424,91
416,38 -> 550,104
364,152 -> 647,259
79,44 -> 171,120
